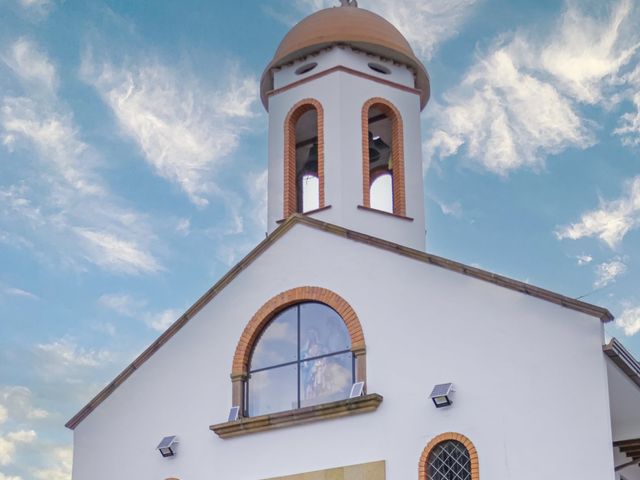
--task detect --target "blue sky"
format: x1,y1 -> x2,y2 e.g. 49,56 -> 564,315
0,0 -> 639,477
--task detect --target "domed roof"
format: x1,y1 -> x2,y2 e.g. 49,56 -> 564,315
260,6 -> 430,110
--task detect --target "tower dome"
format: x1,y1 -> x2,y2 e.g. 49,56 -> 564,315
260,5 -> 430,110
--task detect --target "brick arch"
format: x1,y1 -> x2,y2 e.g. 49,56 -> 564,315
284,99 -> 325,217
419,432 -> 480,480
362,97 -> 406,216
232,286 -> 365,377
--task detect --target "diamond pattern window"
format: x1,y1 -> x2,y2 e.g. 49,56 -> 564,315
427,440 -> 472,480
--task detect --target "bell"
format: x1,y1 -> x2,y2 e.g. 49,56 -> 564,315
368,132 -> 391,169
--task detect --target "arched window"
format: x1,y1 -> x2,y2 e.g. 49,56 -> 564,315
231,287 -> 367,419
420,433 -> 479,480
362,98 -> 406,216
284,99 -> 325,217
247,302 -> 354,417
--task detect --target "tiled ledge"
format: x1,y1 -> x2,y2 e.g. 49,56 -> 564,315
210,393 -> 383,439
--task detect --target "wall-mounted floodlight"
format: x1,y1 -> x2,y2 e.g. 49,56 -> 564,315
157,436 -> 178,458
349,381 -> 365,398
228,406 -> 240,422
429,383 -> 454,408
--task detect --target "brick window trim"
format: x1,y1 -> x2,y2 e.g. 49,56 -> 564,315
362,97 -> 406,217
419,432 -> 480,480
231,286 -> 367,413
284,99 -> 326,218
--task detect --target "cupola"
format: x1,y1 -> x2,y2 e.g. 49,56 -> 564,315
264,2 -> 430,251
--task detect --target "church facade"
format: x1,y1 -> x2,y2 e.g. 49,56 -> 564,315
67,4 -> 640,480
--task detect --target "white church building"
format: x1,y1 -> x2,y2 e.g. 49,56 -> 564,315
67,3 -> 640,479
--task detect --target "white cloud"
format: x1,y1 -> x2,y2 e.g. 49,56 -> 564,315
291,0 -> 479,59
1,40 -> 163,276
556,176 -> 640,248
616,89 -> 640,146
594,258 -> 627,288
426,0 -> 639,175
74,228 -> 162,275
0,430 -> 36,466
33,446 -> 72,480
14,0 -> 55,19
247,170 -> 268,231
0,472 -> 22,480
36,338 -> 114,369
536,0 -> 639,104
81,55 -> 259,206
2,288 -> 38,300
2,38 -> 57,93
0,407 -> 7,425
618,305 -> 640,336
576,254 -> 593,266
1,97 -> 102,196
144,309 -> 181,332
0,387 -> 49,422
98,293 -> 145,317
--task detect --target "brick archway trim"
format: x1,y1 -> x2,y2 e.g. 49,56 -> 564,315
232,286 -> 365,377
362,97 -> 406,216
419,432 -> 480,480
284,99 -> 325,217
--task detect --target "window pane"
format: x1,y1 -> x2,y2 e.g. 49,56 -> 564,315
301,174 -> 320,212
250,306 -> 298,370
248,364 -> 298,416
300,352 -> 353,408
427,441 -> 472,480
300,303 -> 351,359
370,173 -> 393,212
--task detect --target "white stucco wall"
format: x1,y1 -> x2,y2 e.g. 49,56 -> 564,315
267,48 -> 426,251
72,224 -> 615,480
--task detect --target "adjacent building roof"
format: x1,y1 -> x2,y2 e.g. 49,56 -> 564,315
66,214 -> 614,430
260,6 -> 431,110
605,338 -> 640,389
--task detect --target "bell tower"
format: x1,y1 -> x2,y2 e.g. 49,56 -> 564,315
261,2 -> 430,251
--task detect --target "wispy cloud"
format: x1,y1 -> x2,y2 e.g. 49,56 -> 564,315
556,176 -> 640,248
618,305 -> 640,336
0,38 -> 163,276
144,308 -> 181,332
1,38 -> 57,93
74,229 -> 162,275
98,293 -> 145,317
289,0 -> 479,59
14,0 -> 56,20
576,254 -> 593,266
98,293 -> 181,332
425,0 -> 639,175
80,54 -> 259,206
2,288 -> 38,300
36,337 -> 115,370
615,63 -> 640,146
594,257 -> 627,288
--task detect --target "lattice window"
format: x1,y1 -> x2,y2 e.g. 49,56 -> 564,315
427,440 -> 472,480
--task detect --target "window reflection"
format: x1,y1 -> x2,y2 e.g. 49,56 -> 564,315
248,364 -> 297,417
248,302 -> 354,416
300,352 -> 352,408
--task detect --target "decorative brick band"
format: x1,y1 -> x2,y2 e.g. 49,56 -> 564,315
284,99 -> 325,217
362,98 -> 406,216
232,286 -> 365,376
419,432 -> 479,480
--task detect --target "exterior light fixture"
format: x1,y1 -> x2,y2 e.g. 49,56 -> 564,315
429,383 -> 454,408
349,381 -> 365,398
157,436 -> 178,458
228,406 -> 240,422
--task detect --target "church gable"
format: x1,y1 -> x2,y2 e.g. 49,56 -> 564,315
67,214 -> 611,430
